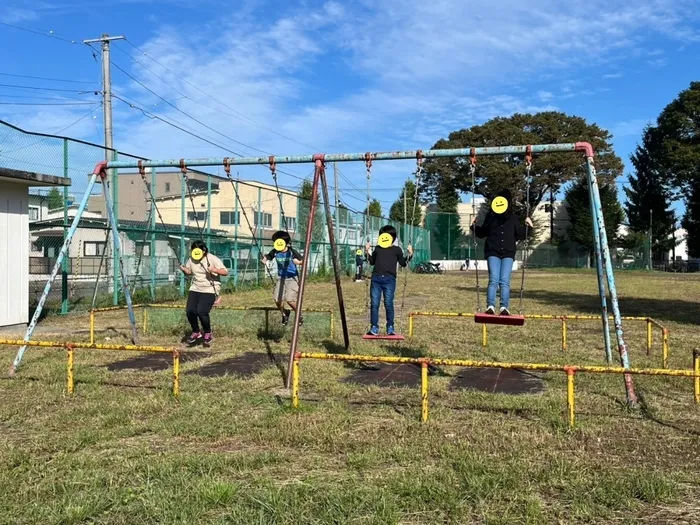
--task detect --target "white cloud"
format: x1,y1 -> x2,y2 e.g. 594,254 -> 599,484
603,72 -> 624,79
0,7 -> 39,23
612,118 -> 651,138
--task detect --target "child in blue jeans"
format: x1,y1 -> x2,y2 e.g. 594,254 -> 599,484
471,189 -> 533,315
365,225 -> 413,335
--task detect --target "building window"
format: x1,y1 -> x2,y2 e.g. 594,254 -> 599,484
220,211 -> 240,225
28,206 -> 39,221
254,212 -> 273,229
135,241 -> 151,257
84,241 -> 107,256
187,211 -> 207,222
165,182 -> 171,193
284,217 -> 297,231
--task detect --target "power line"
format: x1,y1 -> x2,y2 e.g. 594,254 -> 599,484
0,102 -> 98,106
122,37 -> 319,152
0,72 -> 95,84
0,21 -> 79,44
0,83 -> 99,94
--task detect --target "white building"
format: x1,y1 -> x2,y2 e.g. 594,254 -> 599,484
0,166 -> 70,330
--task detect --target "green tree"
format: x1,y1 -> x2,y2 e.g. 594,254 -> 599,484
389,180 -> 422,226
565,179 -> 624,261
682,186 -> 700,257
364,199 -> 382,218
422,112 -> 623,216
298,179 -> 325,243
647,82 -> 700,256
47,187 -> 64,210
624,128 -> 677,261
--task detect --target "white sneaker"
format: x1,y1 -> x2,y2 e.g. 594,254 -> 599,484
485,306 -> 496,315
500,307 -> 511,316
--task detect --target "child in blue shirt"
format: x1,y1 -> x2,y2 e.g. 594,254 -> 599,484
262,230 -> 304,326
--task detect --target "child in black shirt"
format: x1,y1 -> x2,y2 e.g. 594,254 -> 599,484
365,225 -> 413,336
355,248 -> 365,282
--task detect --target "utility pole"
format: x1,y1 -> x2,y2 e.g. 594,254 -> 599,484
648,209 -> 653,270
84,33 -> 124,301
403,186 -> 407,244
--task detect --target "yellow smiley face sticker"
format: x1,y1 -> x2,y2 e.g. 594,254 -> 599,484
377,233 -> 393,248
273,238 -> 287,251
356,249 -> 363,256
491,196 -> 509,214
191,248 -> 204,261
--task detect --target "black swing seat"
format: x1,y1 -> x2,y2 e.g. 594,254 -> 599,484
474,313 -> 526,326
362,334 -> 406,341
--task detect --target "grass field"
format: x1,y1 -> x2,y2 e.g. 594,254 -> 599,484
1,270 -> 700,524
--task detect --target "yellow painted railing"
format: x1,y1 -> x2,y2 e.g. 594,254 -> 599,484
292,351 -> 700,427
0,338 -> 180,396
408,312 -> 671,367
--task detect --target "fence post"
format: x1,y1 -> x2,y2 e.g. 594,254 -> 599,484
257,187 -> 262,286
566,368 -> 575,428
61,138 -> 69,314
662,329 -> 669,369
561,317 -> 568,352
646,319 -> 653,356
173,350 -> 180,397
89,310 -> 95,344
292,354 -> 300,408
693,349 -> 699,405
482,323 -> 488,347
150,167 -> 157,300
66,344 -> 74,395
421,361 -> 429,422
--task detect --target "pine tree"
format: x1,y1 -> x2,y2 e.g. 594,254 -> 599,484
682,181 -> 700,258
565,179 -> 624,261
47,188 -> 64,210
364,199 -> 382,218
624,128 -> 676,261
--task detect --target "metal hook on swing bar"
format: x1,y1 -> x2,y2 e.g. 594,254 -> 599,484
179,158 -> 188,175
223,157 -> 231,176
268,155 -> 277,176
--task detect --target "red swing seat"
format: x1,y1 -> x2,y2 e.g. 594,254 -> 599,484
474,313 -> 526,326
362,334 -> 406,341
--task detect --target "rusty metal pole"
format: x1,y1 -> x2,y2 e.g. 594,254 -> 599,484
285,158 -> 323,388
319,163 -> 351,351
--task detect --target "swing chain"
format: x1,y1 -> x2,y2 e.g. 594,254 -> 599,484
518,146 -> 533,315
470,148 -> 481,313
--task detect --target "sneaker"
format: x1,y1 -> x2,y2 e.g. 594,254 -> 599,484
499,307 -> 511,316
298,315 -> 304,326
186,331 -> 202,345
485,306 -> 496,315
366,326 -> 379,336
203,332 -> 213,347
281,309 -> 291,326
387,326 -> 396,336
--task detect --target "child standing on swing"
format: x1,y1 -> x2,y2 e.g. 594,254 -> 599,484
179,240 -> 228,347
471,189 -> 533,316
262,230 -> 304,326
365,225 -> 413,336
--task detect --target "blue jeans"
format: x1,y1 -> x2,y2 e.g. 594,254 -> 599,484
370,275 -> 397,328
487,256 -> 514,308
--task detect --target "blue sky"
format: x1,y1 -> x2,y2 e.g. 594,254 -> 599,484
1,0 -> 699,216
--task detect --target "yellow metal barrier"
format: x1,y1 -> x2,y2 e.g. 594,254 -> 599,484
90,304 -> 334,341
0,338 -> 180,397
294,352 -> 699,427
408,311 -> 671,367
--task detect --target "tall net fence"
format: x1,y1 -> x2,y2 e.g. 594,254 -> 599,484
0,120 -> 430,314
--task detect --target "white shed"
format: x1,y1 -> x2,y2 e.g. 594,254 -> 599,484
0,166 -> 70,330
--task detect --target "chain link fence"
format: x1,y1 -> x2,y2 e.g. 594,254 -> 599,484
0,120 -> 430,315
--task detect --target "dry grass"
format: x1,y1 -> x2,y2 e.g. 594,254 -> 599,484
1,270 -> 699,524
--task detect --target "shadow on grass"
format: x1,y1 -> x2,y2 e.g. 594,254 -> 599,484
637,392 -> 700,437
526,289 -> 700,326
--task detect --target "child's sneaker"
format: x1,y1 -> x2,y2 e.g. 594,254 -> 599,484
186,331 -> 202,345
366,326 -> 379,336
281,309 -> 291,326
387,326 -> 396,336
499,307 -> 511,316
203,333 -> 213,347
485,306 -> 496,315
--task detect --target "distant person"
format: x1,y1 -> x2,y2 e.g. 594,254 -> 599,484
262,230 -> 304,326
364,225 -> 413,336
355,248 -> 365,282
471,189 -> 532,316
179,240 -> 228,347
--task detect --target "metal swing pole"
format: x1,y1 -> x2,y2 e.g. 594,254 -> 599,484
101,174 -> 140,344
319,163 -> 350,351
582,146 -> 636,405
11,169 -> 102,374
286,157 -> 323,388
